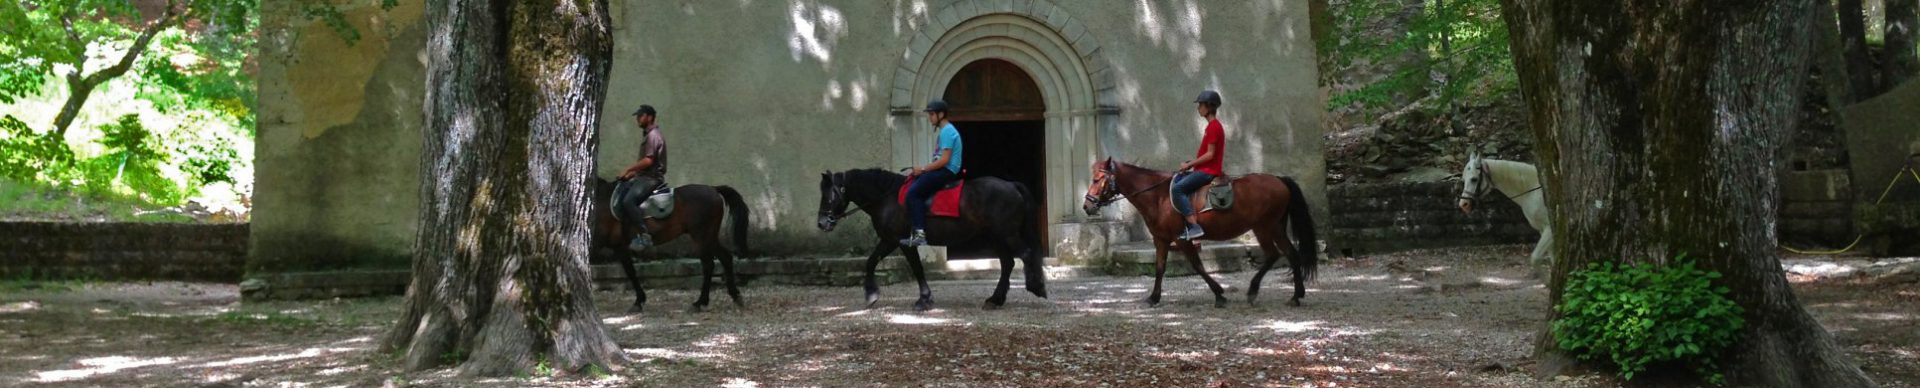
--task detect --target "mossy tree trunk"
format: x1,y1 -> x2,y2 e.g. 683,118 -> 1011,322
381,0 -> 622,376
1499,0 -> 1877,386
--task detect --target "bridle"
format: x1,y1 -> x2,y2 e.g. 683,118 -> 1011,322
1084,160 -> 1172,209
819,172 -> 861,228
1459,160 -> 1541,204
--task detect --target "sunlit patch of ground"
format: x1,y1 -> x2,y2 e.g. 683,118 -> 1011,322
0,246 -> 1912,387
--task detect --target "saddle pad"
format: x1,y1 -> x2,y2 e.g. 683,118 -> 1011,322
898,178 -> 964,218
642,188 -> 675,219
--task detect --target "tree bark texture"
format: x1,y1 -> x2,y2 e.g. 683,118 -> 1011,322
381,0 -> 621,376
1500,0 -> 1877,386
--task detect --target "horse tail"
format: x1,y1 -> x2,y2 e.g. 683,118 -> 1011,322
1280,176 -> 1319,281
715,185 -> 751,257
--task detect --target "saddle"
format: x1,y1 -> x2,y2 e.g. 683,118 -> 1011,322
609,181 -> 674,222
897,175 -> 964,218
1173,174 -> 1236,212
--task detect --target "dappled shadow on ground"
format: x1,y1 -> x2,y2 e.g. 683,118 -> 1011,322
1,246 -> 1914,387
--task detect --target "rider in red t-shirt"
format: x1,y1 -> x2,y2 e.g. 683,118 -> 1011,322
1173,90 -> 1226,240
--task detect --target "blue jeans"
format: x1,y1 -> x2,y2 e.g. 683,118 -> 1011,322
905,168 -> 958,230
1171,171 -> 1214,218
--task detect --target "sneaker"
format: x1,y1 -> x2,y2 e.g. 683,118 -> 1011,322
898,229 -> 928,247
628,234 -> 654,252
1179,224 -> 1205,240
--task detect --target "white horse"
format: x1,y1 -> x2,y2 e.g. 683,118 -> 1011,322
1457,151 -> 1553,268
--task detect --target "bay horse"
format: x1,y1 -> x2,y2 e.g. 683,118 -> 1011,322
1081,159 -> 1319,307
591,178 -> 750,313
1456,151 -> 1552,269
815,169 -> 1047,311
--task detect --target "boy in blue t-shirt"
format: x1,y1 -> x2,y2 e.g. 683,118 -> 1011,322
900,100 -> 963,246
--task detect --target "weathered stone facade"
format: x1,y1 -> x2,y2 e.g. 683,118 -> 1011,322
251,0 -> 1327,297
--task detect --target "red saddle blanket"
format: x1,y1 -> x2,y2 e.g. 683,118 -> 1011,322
898,177 -> 964,218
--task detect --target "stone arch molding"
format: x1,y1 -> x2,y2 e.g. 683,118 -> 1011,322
887,0 -> 1119,224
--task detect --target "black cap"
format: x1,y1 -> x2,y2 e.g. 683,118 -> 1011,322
631,105 -> 657,117
923,100 -> 949,113
1194,90 -> 1222,107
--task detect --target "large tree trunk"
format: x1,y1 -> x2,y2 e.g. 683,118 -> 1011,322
381,0 -> 621,376
1500,0 -> 1877,386
1888,0 -> 1920,88
1816,0 -> 1861,105
1838,0 -> 1881,96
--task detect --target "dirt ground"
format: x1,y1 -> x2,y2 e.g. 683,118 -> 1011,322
2,245 -> 1914,387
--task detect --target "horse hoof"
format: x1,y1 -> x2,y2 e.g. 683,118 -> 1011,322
1288,298 -> 1302,307
1028,287 -> 1049,299
865,294 -> 880,308
688,304 -> 708,313
1214,298 -> 1228,309
628,304 -> 645,314
915,300 -> 934,311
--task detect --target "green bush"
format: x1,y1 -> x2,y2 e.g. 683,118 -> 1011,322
1552,254 -> 1744,384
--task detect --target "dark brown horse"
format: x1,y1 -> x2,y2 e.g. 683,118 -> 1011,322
1080,159 -> 1319,307
815,169 -> 1047,311
592,178 -> 750,313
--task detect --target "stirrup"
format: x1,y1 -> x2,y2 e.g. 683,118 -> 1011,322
898,230 -> 928,247
1179,224 -> 1205,240
628,234 -> 653,252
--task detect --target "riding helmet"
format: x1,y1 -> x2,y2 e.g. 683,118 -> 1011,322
1194,90 -> 1222,108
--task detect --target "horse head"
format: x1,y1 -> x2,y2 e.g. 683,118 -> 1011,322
1083,158 -> 1122,215
816,171 -> 853,232
1458,150 -> 1491,214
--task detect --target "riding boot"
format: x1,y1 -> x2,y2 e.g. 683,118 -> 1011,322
898,229 -> 928,247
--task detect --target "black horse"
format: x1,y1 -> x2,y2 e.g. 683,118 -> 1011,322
816,169 -> 1047,311
592,178 -> 750,313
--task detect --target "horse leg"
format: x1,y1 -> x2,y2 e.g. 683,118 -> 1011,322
1529,229 -> 1555,278
1147,239 -> 1170,307
690,252 -> 716,313
615,249 -> 648,313
1247,226 -> 1286,306
1178,241 -> 1228,308
1020,244 -> 1048,299
900,245 -> 935,311
985,245 -> 1017,309
861,241 -> 899,308
718,245 -> 744,309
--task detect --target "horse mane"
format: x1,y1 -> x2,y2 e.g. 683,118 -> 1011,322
840,168 -> 907,200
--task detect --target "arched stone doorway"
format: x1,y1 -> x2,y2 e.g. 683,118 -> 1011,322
943,59 -> 1047,258
888,0 -> 1120,259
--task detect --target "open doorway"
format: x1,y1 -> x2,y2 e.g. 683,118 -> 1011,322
943,59 -> 1048,259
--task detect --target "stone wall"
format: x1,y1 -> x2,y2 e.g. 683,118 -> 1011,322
0,222 -> 248,282
251,0 -> 1328,289
1327,181 -> 1538,255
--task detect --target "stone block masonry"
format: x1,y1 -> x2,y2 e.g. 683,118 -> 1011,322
1,222 -> 249,282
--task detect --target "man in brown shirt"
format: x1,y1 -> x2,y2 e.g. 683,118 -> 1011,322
615,105 -> 667,252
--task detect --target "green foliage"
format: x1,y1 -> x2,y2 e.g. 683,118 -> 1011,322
1553,254 -> 1745,384
212,311 -> 316,327
87,114 -> 188,204
302,0 -> 402,46
1328,0 -> 1517,115
0,115 -> 75,182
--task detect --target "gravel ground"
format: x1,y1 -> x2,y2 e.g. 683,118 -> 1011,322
1,245 -> 1913,387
